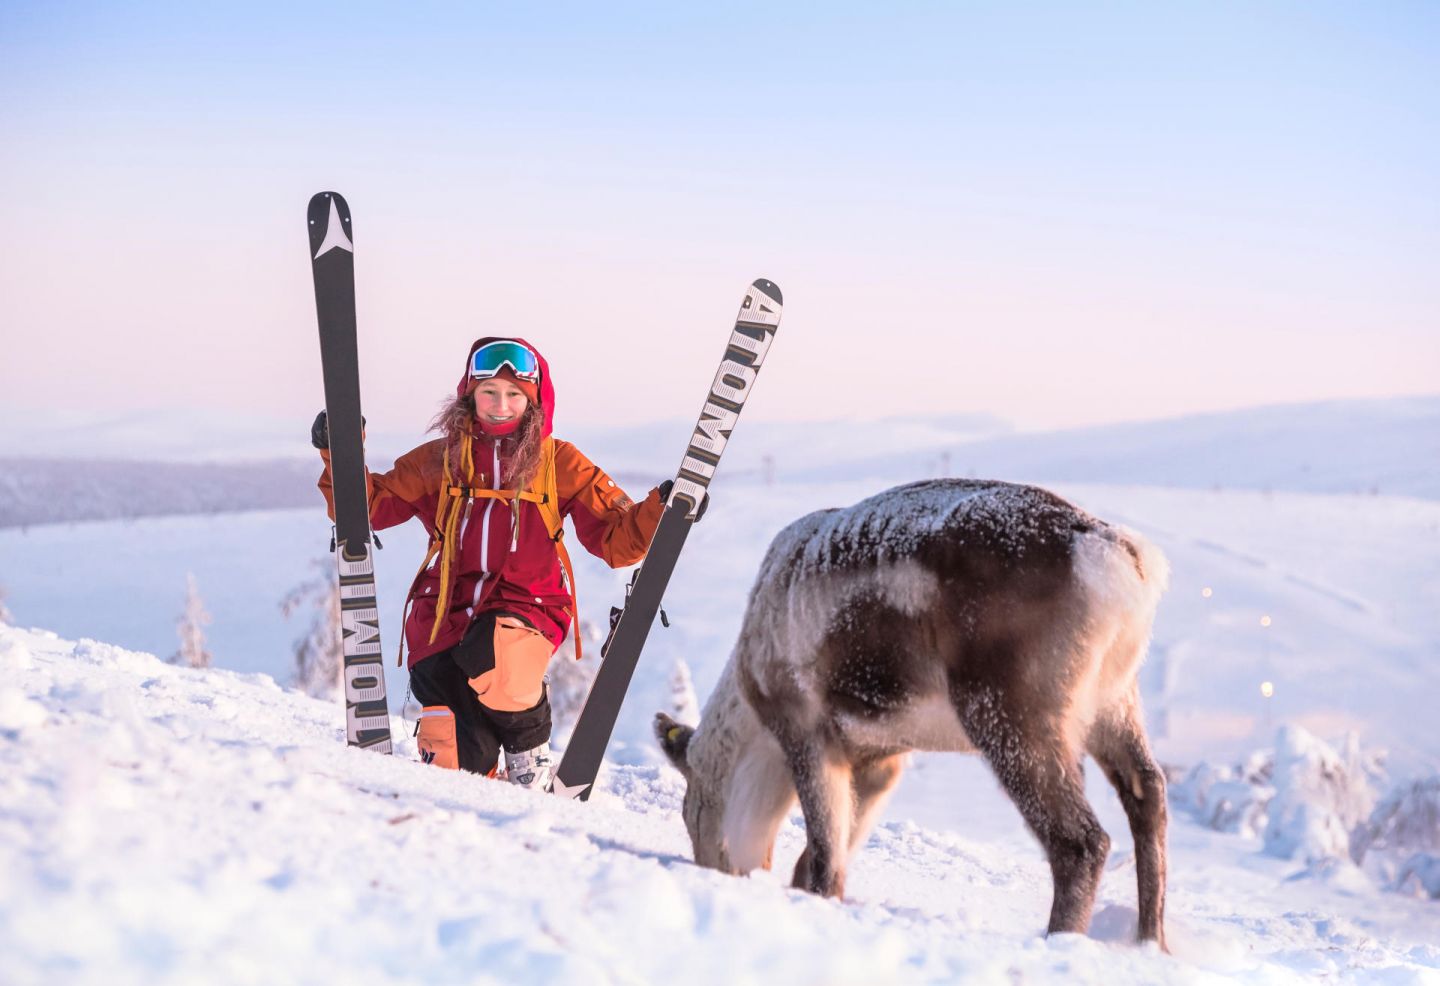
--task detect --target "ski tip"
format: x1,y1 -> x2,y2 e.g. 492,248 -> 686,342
751,278 -> 782,306
308,190 -> 349,210
307,191 -> 351,227
307,192 -> 354,257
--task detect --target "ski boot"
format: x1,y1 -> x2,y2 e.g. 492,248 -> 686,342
504,742 -> 554,792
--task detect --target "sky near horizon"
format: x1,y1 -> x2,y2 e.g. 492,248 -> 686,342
1,2 -> 1436,440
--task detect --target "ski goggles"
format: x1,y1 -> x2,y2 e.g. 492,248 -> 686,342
469,341 -> 540,383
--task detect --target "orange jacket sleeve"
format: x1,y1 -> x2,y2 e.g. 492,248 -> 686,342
554,440 -> 665,568
317,439 -> 444,533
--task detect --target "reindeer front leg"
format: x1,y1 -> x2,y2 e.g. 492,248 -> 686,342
783,737 -> 854,898
789,751 -> 904,892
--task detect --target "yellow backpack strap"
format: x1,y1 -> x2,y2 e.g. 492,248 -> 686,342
448,486 -> 546,502
444,440 -> 583,661
427,435 -> 474,649
534,438 -> 582,661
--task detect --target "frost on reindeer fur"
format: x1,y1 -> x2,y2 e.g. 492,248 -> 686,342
748,479 -> 1166,696
761,480 -> 1134,580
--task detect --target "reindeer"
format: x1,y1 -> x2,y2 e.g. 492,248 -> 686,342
655,479 -> 1170,946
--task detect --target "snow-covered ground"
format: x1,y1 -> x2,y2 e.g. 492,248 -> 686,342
2,402 -> 1439,983
4,622 -> 1438,985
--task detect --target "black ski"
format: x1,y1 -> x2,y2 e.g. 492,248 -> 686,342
552,279 -> 783,800
307,191 -> 393,753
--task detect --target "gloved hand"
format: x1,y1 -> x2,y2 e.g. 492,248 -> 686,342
657,479 -> 709,522
311,410 -> 330,450
311,410 -> 364,450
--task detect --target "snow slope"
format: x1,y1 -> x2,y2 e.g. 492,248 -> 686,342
5,480 -> 1435,773
4,623 -> 1438,986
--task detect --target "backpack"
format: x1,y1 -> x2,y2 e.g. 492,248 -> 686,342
406,435 -> 582,665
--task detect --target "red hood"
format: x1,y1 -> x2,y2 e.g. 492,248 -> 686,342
457,336 -> 555,438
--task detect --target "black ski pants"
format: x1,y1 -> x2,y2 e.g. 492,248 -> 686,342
410,611 -> 552,775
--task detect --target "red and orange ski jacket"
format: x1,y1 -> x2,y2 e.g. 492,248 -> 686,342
317,338 -> 663,668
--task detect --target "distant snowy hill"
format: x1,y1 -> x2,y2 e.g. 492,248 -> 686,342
0,404 -> 1010,469
0,405 -> 433,465
572,396 -> 1438,499
3,396 -> 1434,528
562,410 -> 1013,481
0,457 -> 319,528
827,396 -> 1440,499
565,396 -> 1440,499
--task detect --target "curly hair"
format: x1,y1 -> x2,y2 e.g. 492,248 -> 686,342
429,392 -> 545,489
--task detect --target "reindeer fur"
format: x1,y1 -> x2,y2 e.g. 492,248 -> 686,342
656,479 -> 1170,946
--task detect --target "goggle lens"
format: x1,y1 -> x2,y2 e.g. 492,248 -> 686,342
470,341 -> 540,383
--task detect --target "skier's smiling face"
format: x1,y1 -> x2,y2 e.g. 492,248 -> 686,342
472,378 -> 529,427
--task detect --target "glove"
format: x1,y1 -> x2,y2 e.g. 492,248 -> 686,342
311,410 -> 364,450
658,479 -> 709,522
310,411 -> 330,450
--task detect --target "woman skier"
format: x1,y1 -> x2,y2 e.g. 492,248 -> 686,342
312,337 -> 673,791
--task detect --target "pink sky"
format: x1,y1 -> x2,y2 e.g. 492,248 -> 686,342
2,4 -> 1436,434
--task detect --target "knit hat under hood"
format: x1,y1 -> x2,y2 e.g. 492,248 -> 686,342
457,337 -> 554,438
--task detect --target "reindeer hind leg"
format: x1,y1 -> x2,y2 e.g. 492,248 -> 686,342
1087,696 -> 1168,949
955,684 -> 1110,936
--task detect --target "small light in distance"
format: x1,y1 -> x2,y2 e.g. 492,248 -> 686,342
1201,587 -> 1213,598
1260,681 -> 1275,699
1260,615 -> 1272,627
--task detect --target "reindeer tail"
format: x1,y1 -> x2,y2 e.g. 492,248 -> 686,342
1076,523 -> 1171,621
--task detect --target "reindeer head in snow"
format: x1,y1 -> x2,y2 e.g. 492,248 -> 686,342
655,711 -> 694,777
654,711 -> 729,869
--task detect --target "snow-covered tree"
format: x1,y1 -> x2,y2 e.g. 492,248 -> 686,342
1169,754 -> 1274,839
170,573 -> 213,668
1263,726 -> 1379,863
281,561 -> 343,700
1395,853 -> 1440,900
547,619 -> 602,740
669,657 -> 701,726
1171,726 -> 1385,861
1352,775 -> 1440,897
1353,775 -> 1440,863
